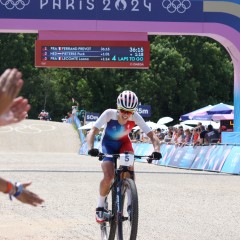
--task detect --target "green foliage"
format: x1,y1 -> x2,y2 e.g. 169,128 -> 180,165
0,34 -> 233,123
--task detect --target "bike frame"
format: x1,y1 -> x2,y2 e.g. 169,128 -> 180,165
99,153 -> 152,240
110,155 -> 137,239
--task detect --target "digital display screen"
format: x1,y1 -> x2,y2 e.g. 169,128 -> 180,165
221,120 -> 234,132
35,40 -> 150,69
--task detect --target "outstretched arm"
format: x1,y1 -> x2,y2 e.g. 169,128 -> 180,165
0,177 -> 44,207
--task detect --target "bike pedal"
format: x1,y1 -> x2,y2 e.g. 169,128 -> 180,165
103,212 -> 111,221
122,216 -> 128,221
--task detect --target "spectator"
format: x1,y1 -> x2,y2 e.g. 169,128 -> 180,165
156,128 -> 165,141
182,128 -> 192,145
0,68 -> 44,206
205,124 -> 220,144
192,127 -> 200,145
38,110 -> 50,120
71,98 -> 79,116
61,115 -> 68,123
140,130 -> 150,142
0,68 -> 23,115
199,125 -> 208,144
164,126 -> 173,142
174,127 -> 185,144
0,178 -> 44,206
0,97 -> 30,126
132,129 -> 141,142
171,128 -> 178,143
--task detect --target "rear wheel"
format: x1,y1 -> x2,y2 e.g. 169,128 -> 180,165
100,184 -> 117,240
118,178 -> 138,240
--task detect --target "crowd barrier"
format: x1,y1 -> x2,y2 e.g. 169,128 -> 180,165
79,141 -> 240,175
68,116 -> 85,143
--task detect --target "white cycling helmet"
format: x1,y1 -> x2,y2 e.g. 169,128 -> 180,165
117,90 -> 138,111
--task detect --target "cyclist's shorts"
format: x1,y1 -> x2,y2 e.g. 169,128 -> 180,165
102,140 -> 134,162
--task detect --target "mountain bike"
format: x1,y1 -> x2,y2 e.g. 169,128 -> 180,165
98,152 -> 153,240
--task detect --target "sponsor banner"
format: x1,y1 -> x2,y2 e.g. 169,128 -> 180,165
190,145 -> 215,170
137,105 -> 151,117
167,145 -> 186,168
169,146 -> 200,169
79,141 -> 239,175
203,145 -> 232,172
133,142 -> 153,162
158,144 -> 176,166
221,146 -> 240,175
85,112 -> 100,122
163,145 -> 200,169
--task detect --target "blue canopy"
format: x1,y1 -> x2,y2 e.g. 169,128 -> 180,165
180,105 -> 213,121
180,103 -> 233,121
206,103 -> 233,115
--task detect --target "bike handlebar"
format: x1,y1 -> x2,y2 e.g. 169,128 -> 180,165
97,152 -> 154,163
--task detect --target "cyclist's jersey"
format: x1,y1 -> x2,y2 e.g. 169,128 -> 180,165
94,109 -> 151,158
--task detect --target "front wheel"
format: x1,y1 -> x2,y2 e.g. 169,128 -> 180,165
118,178 -> 138,240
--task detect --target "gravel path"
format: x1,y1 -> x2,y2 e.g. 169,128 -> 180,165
0,120 -> 239,239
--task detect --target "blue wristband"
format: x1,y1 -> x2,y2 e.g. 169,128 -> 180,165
14,182 -> 23,197
9,182 -> 23,200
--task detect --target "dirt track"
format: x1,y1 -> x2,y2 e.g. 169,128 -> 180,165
0,120 -> 239,240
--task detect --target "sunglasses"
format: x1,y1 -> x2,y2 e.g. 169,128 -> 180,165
119,109 -> 134,115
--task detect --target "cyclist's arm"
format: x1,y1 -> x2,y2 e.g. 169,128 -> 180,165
147,131 -> 160,152
87,127 -> 100,150
133,112 -> 160,151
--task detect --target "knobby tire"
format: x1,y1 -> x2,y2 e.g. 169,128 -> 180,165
118,178 -> 138,240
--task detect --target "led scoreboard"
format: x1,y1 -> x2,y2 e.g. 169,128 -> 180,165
35,40 -> 150,69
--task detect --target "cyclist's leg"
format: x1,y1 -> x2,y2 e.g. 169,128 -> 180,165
96,161 -> 115,223
100,161 -> 115,197
99,141 -> 119,198
96,142 -> 118,223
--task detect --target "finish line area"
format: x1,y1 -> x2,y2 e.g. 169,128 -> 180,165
0,120 -> 239,240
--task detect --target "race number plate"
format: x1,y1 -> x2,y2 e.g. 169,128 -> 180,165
119,153 -> 134,167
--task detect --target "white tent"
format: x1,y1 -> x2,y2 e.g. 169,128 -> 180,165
157,116 -> 174,125
145,121 -> 158,129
